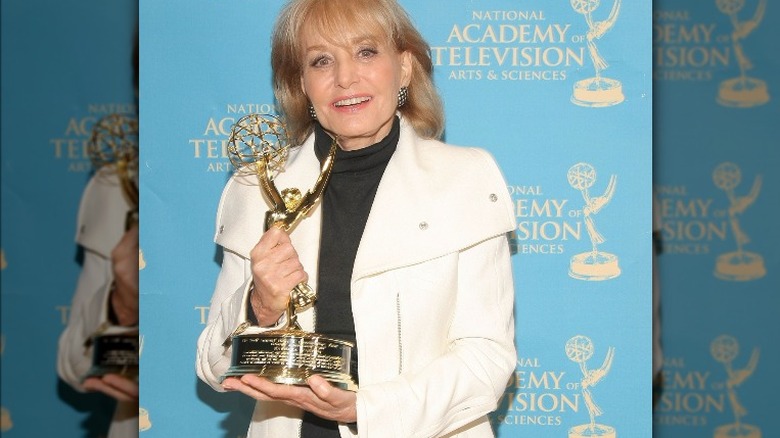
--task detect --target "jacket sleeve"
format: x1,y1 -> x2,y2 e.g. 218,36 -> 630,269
195,248 -> 253,390
196,170 -> 292,390
356,233 -> 516,437
56,249 -> 114,389
57,171 -> 132,390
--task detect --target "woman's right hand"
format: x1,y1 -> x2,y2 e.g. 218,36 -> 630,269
83,374 -> 139,403
249,227 -> 309,326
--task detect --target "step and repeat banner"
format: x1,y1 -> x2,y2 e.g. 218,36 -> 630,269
0,1 -> 137,436
139,0 -> 652,436
652,0 -> 778,437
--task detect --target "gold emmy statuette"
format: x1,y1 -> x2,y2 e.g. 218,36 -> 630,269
87,113 -> 139,229
83,113 -> 140,381
220,113 -> 356,391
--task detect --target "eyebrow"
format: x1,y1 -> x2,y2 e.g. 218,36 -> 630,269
303,34 -> 381,54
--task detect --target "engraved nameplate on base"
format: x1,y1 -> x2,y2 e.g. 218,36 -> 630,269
222,331 -> 356,391
84,331 -> 139,380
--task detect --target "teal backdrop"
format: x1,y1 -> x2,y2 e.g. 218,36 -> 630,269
0,0 -> 137,436
653,0 -> 779,437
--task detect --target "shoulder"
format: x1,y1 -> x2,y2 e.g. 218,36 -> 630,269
387,122 -> 516,240
212,169 -> 266,259
399,125 -> 511,205
213,138 -> 315,258
76,166 -> 131,256
424,141 -> 513,226
353,129 -> 515,273
399,119 -> 506,187
422,138 -> 503,177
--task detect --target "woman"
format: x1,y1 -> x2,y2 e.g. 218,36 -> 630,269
58,37 -> 140,438
56,165 -> 140,438
196,0 -> 517,436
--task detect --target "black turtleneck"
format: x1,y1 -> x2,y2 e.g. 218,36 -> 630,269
301,117 -> 399,437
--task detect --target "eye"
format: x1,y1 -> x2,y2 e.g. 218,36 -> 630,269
357,47 -> 378,59
310,54 -> 332,68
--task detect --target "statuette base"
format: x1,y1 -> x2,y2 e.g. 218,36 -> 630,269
715,251 -> 766,281
569,251 -> 621,281
571,77 -> 625,107
569,424 -> 616,438
718,77 -> 769,108
221,330 -> 357,392
83,333 -> 139,380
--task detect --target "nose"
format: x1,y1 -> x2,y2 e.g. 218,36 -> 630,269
335,58 -> 359,89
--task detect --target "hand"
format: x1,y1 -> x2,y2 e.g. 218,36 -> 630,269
110,223 -> 139,326
249,227 -> 308,326
83,373 -> 139,402
222,375 -> 356,423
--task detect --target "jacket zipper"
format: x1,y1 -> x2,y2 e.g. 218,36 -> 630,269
296,305 -> 315,438
396,292 -> 403,374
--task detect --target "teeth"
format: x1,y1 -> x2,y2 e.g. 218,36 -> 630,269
335,97 -> 370,107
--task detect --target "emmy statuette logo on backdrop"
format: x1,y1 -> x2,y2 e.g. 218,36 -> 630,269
138,334 -> 152,432
567,163 -> 620,280
0,408 -> 10,433
83,113 -> 140,380
712,162 -> 765,281
221,114 -> 356,391
139,248 -> 146,270
711,335 -> 761,438
565,336 -> 616,438
0,249 -> 6,270
139,407 -> 151,432
716,0 -> 769,107
570,0 -> 624,107
0,334 -> 12,432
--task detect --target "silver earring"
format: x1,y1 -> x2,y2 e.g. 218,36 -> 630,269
308,104 -> 317,120
398,86 -> 409,108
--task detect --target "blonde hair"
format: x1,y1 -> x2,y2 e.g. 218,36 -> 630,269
271,0 -> 444,145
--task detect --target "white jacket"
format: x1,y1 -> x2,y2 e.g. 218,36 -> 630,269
197,118 -> 517,437
57,167 -> 138,438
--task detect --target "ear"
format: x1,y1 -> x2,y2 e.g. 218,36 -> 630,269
399,51 -> 412,87
300,75 -> 307,96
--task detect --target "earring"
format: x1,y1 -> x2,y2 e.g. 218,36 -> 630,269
398,86 -> 409,108
308,104 -> 317,120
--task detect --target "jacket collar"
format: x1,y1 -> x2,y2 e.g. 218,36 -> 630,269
215,117 -> 515,281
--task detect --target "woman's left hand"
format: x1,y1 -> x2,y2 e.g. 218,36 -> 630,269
110,223 -> 139,326
222,375 -> 357,423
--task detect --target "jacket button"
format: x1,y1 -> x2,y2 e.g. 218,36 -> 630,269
419,222 -> 428,230
219,225 -> 225,234
489,194 -> 498,202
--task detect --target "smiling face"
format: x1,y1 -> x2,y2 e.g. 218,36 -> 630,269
300,26 -> 411,151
